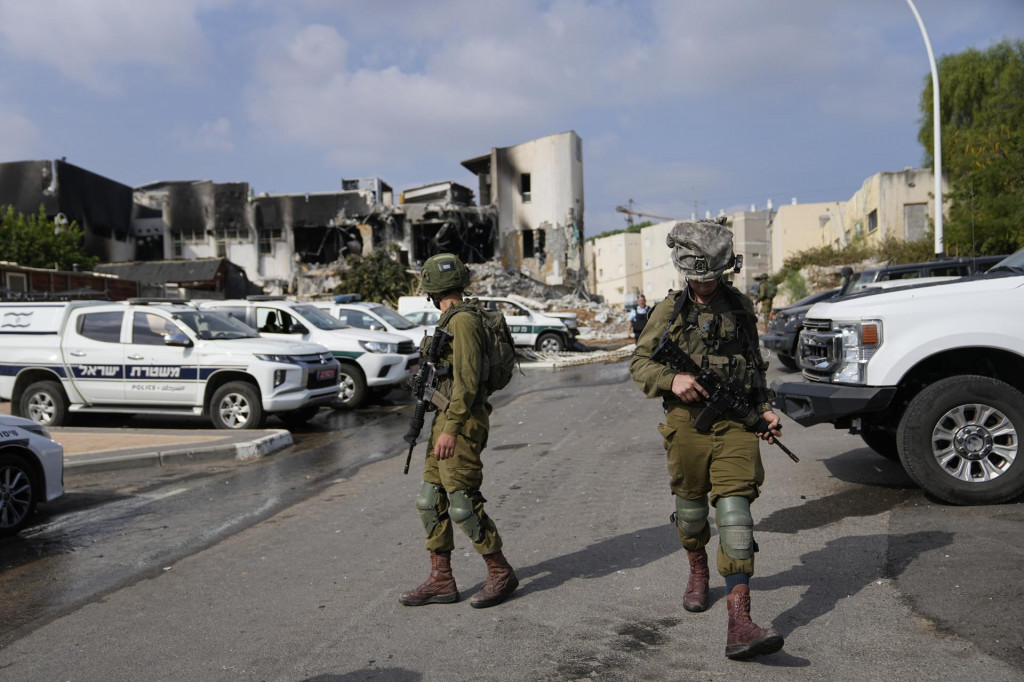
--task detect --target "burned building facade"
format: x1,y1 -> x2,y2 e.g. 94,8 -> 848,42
0,159 -> 136,263
462,131 -> 585,288
400,181 -> 497,265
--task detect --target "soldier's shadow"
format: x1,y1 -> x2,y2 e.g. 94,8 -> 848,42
756,530 -> 954,637
512,524 -> 678,597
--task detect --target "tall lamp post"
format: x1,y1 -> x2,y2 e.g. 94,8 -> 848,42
906,0 -> 944,257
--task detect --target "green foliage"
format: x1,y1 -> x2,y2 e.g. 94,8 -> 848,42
779,270 -> 807,303
586,221 -> 654,243
0,205 -> 97,271
918,40 -> 1024,255
773,235 -> 936,289
332,244 -> 414,305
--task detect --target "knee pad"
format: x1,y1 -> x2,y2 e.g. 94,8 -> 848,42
448,490 -> 485,543
715,496 -> 754,560
415,482 -> 443,536
674,495 -> 709,537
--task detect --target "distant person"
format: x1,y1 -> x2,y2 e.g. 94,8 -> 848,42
626,295 -> 651,342
754,274 -> 776,326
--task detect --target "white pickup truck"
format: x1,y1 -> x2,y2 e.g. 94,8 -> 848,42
0,300 -> 341,429
772,250 -> 1024,505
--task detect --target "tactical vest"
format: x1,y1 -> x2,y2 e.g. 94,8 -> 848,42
631,307 -> 650,335
661,284 -> 768,404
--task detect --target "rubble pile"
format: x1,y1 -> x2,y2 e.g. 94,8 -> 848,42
468,261 -> 627,341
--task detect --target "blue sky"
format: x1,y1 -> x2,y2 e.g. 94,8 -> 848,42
1,0 -> 1021,237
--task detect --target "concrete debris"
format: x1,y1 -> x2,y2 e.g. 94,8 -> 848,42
468,261 -> 627,341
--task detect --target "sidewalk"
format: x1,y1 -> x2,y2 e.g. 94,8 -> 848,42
1,401 -> 293,474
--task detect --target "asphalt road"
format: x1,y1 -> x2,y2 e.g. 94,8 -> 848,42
1,360 -> 1022,681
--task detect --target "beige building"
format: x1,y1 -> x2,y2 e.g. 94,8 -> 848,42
769,168 -> 947,272
591,231 -> 642,307
639,221 -> 678,304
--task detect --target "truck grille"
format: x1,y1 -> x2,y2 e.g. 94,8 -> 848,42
798,318 -> 841,380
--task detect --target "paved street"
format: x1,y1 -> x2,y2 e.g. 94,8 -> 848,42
1,361 -> 1022,681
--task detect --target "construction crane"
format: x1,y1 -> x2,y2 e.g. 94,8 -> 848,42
614,199 -> 676,227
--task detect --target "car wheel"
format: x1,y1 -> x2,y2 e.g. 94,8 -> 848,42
278,405 -> 321,427
331,364 -> 367,410
0,452 -> 37,537
860,426 -> 900,461
20,380 -> 68,427
535,332 -> 565,353
775,353 -> 800,371
210,381 -> 266,430
897,375 -> 1024,505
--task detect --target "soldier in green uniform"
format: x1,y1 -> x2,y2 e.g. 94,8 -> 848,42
754,274 -> 775,327
399,253 -> 519,609
630,218 -> 785,660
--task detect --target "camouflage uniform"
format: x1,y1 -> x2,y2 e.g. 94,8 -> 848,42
629,218 -> 784,660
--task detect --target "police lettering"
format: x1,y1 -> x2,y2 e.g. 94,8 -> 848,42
77,365 -> 120,377
128,366 -> 182,378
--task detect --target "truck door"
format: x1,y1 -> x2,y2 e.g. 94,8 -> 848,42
124,311 -> 200,405
494,300 -> 534,346
63,310 -> 126,403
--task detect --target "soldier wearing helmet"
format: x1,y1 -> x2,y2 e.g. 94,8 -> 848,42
629,218 -> 785,660
399,253 -> 519,609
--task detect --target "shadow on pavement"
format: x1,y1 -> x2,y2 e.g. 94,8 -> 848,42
303,671 -> 421,682
758,485 -> 917,535
513,523 -> 677,598
758,531 -> 954,637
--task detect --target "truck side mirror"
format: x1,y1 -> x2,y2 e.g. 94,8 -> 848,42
288,322 -> 309,335
165,331 -> 193,347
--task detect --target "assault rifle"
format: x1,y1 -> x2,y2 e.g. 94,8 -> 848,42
403,326 -> 454,474
651,337 -> 799,463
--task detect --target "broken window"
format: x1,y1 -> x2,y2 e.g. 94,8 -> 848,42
520,173 -> 531,202
522,230 -> 534,257
868,209 -> 878,233
256,205 -> 282,255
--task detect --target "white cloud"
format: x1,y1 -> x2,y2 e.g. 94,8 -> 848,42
0,0 -> 221,93
173,117 -> 235,152
0,108 -> 40,159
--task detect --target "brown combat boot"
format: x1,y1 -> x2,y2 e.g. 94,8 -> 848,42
469,550 -> 519,608
399,552 -> 459,606
725,585 -> 784,660
683,548 -> 709,613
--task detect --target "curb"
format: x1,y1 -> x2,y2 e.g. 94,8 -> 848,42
63,429 -> 295,474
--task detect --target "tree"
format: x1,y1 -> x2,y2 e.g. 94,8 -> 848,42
0,205 -> 98,270
918,40 -> 1024,255
333,244 -> 414,305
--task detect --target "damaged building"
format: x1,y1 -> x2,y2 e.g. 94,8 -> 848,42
0,158 -> 136,263
400,181 -> 497,265
461,131 -> 586,289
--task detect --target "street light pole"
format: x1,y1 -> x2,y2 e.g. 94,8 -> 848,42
906,0 -> 944,257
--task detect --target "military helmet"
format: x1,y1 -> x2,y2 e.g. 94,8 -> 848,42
666,217 -> 737,282
420,253 -> 471,293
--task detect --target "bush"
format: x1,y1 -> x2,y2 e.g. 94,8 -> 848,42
332,245 -> 414,305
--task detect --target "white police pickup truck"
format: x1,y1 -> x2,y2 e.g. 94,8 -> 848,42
0,300 -> 341,430
197,297 -> 418,408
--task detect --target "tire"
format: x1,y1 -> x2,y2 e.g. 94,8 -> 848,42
535,332 -> 565,353
860,426 -> 900,461
331,364 -> 367,410
0,452 -> 37,537
20,380 -> 68,427
897,375 -> 1024,505
210,381 -> 266,430
775,353 -> 800,371
278,405 -> 321,427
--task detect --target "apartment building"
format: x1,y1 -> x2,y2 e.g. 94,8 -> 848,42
590,231 -> 642,307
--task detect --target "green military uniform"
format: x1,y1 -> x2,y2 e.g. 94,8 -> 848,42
401,252 -> 518,610
630,284 -> 770,577
420,299 -> 502,556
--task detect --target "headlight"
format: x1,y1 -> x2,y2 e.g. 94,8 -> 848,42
360,340 -> 398,354
832,320 -> 882,384
255,354 -> 299,364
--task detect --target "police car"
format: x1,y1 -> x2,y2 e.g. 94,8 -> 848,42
397,295 -> 578,352
312,296 -> 434,344
0,413 -> 64,537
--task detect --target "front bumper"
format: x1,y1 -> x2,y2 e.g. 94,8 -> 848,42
360,352 -> 418,387
771,378 -> 896,427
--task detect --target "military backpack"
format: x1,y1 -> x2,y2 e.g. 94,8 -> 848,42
439,301 -> 517,394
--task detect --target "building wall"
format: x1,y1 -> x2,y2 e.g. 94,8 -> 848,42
638,221 -> 678,304
768,201 -> 838,273
729,211 -> 771,295
591,232 -> 642,307
491,131 -> 584,286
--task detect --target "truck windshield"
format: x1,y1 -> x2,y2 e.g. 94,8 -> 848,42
172,310 -> 259,340
372,305 -> 416,330
292,304 -> 348,330
987,249 -> 1024,274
